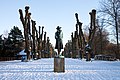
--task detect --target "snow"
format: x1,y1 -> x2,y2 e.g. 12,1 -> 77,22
0,58 -> 120,80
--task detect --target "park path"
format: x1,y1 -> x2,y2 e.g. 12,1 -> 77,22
0,58 -> 120,80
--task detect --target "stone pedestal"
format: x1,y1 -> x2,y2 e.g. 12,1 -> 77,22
54,57 -> 65,72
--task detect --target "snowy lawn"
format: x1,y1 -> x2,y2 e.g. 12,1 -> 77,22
0,58 -> 120,80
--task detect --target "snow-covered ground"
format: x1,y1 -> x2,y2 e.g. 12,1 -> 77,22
0,58 -> 120,80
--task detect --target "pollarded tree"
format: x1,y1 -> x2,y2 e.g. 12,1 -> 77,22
98,0 -> 120,58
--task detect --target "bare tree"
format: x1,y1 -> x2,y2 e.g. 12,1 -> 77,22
98,0 -> 120,58
96,18 -> 106,54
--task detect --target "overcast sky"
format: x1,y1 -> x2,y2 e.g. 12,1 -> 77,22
0,0 -> 100,48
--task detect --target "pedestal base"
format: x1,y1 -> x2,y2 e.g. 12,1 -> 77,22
54,57 -> 65,72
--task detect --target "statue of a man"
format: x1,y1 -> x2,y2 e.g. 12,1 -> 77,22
55,26 -> 63,56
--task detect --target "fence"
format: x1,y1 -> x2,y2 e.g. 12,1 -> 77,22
0,57 -> 16,61
94,55 -> 116,61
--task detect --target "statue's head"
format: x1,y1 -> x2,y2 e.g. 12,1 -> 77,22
56,26 -> 61,30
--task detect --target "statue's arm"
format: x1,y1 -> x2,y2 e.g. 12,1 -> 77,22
61,32 -> 63,39
59,31 -> 63,39
55,32 -> 57,39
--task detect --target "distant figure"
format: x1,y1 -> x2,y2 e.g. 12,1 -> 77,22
55,26 -> 63,56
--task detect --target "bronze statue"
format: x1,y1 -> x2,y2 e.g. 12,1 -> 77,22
55,26 -> 63,56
